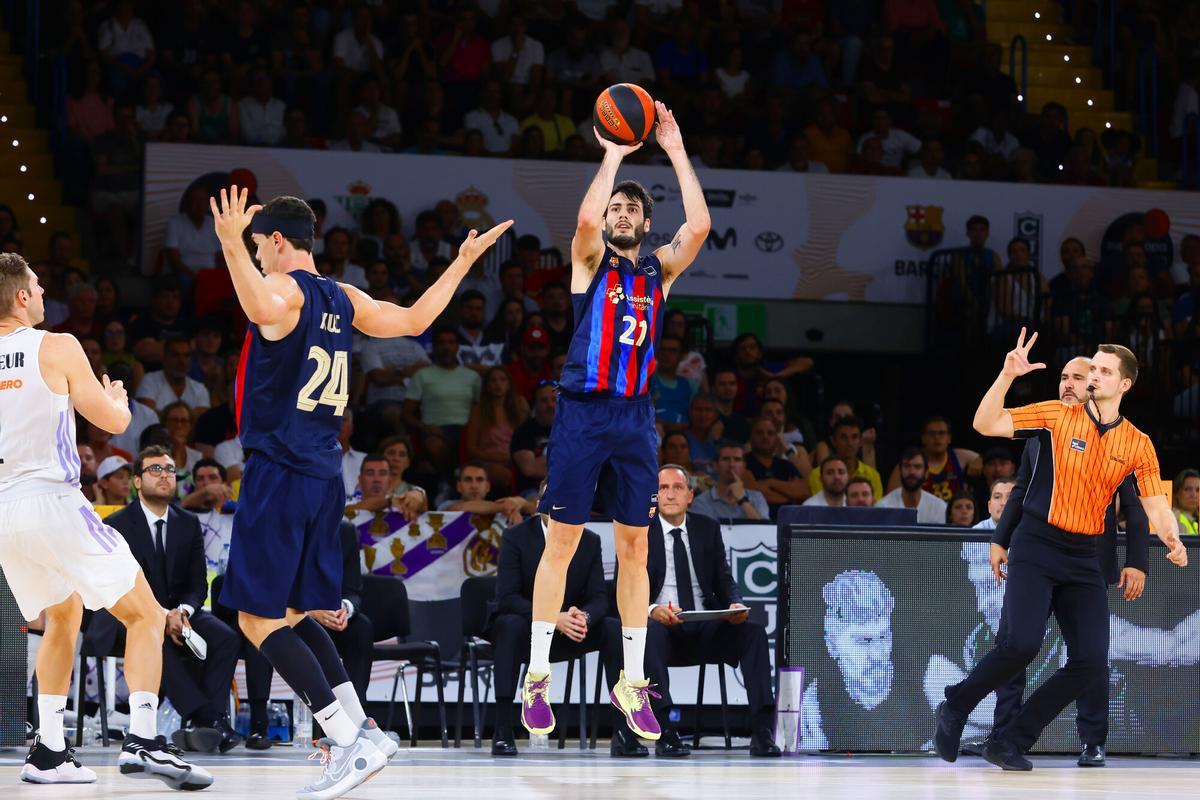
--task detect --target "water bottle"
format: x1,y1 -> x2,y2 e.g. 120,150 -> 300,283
268,701 -> 290,742
156,698 -> 181,739
234,706 -> 250,737
529,733 -> 549,751
293,700 -> 313,749
218,542 -> 231,575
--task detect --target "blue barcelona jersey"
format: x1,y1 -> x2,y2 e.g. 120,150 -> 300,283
558,248 -> 665,397
235,271 -> 354,479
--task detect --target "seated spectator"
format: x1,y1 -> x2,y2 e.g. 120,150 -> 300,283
757,399 -> 813,478
96,446 -> 241,753
1170,234 -> 1200,295
343,453 -> 393,518
1173,468 -> 1200,535
663,309 -> 706,386
137,336 -> 211,415
973,479 -> 1015,531
1010,147 -> 1037,183
403,328 -> 482,477
378,436 -> 429,520
906,138 -> 951,180
97,0 -> 156,95
498,260 -> 540,315
505,326 -> 552,402
807,416 -> 882,500
511,382 -> 555,497
886,416 -> 978,499
857,108 -> 920,170
465,367 -> 529,493
488,484 -> 612,756
690,442 -> 768,521
162,110 -> 192,143
52,283 -> 101,340
493,15 -> 545,95
180,457 -> 235,513
457,290 -> 505,371
1049,254 -> 1108,355
521,88 -> 575,153
945,492 -> 977,527
361,318 -> 431,417
437,8 -> 491,106
518,125 -> 546,159
78,443 -> 99,502
107,362 -> 158,456
163,185 -> 222,279
858,34 -> 912,110
437,462 -> 530,525
329,110 -> 382,153
545,24 -> 599,89
845,476 -> 875,507
237,70 -> 286,146
353,77 -> 402,150
67,60 -> 115,145
84,417 -> 133,464
811,400 -> 877,471
188,68 -> 238,144
332,5 -> 385,98
160,400 -> 203,488
485,298 -> 528,362
804,99 -> 854,174
655,18 -> 708,88
970,447 -> 1016,515
660,430 -> 715,494
877,448 -> 948,524
540,283 -> 573,354
1023,102 -> 1071,181
970,110 -> 1021,162
600,20 -> 655,86
852,136 -> 899,176
730,333 -> 812,417
410,211 -> 454,273
715,45 -> 750,99
772,28 -> 827,90
802,457 -> 850,508
650,335 -> 698,432
684,393 -> 722,478
1059,144 -> 1108,186
776,134 -> 829,173
1112,266 -> 1171,326
744,418 -> 809,515
711,368 -> 750,445
136,73 -> 173,140
464,79 -> 520,156
94,455 -> 132,506
321,227 -> 368,289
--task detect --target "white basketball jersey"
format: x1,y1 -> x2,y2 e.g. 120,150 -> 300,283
0,327 -> 80,502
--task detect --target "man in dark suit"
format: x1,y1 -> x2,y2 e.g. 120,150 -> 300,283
633,464 -> 781,757
94,445 -> 242,753
488,495 -> 617,756
309,521 -> 374,704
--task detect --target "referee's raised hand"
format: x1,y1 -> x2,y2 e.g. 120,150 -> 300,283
1001,327 -> 1047,378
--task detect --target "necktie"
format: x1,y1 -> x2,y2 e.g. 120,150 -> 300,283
153,519 -> 167,599
670,528 -> 696,612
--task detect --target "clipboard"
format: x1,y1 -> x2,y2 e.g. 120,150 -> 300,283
674,608 -> 747,622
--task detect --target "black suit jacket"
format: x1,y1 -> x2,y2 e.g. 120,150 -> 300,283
993,435 -> 1150,583
339,519 -> 363,612
106,501 -> 208,612
88,502 -> 208,657
494,516 -> 607,623
634,512 -> 740,611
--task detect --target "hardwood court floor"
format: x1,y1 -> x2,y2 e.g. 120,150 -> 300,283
0,744 -> 1196,798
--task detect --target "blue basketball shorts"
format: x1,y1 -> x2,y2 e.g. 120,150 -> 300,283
537,391 -> 659,527
219,454 -> 345,619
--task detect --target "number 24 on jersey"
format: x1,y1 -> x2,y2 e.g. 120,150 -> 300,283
296,346 -> 349,415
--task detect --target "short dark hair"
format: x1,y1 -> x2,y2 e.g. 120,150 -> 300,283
966,214 -> 990,229
820,455 -> 848,472
460,460 -> 490,476
1006,237 -> 1029,258
846,475 -> 873,491
260,196 -> 316,253
716,440 -> 744,456
899,446 -> 927,467
659,463 -> 691,482
922,415 -> 952,434
516,234 -> 541,251
360,453 -> 389,472
0,252 -> 31,316
661,430 -> 688,448
658,334 -> 683,349
432,324 -> 458,341
306,198 -> 327,216
193,457 -> 227,482
1097,343 -> 1139,385
610,180 -> 653,220
946,492 -> 977,524
459,289 -> 486,306
135,445 -> 173,476
138,424 -> 172,450
990,477 -> 1016,492
415,209 -> 439,228
832,415 -> 863,435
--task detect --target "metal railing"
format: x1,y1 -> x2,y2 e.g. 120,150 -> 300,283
924,250 -> 1046,353
1137,46 -> 1158,157
1010,35 -> 1028,112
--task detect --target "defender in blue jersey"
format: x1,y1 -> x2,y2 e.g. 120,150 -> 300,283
211,189 -> 509,798
517,102 -> 712,749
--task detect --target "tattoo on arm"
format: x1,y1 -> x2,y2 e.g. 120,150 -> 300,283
670,236 -> 682,254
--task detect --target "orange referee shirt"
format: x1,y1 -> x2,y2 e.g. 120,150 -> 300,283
1007,401 -> 1163,535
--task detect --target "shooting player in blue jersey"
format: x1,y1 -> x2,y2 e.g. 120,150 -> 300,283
211,187 -> 509,799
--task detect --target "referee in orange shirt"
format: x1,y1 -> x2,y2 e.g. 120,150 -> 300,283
934,329 -> 1188,771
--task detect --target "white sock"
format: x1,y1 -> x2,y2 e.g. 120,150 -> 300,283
128,691 -> 158,739
36,694 -> 67,751
313,699 -> 360,747
332,682 -> 367,727
528,621 -> 555,675
622,627 -> 647,683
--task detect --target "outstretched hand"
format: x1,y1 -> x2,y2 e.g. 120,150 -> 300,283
653,101 -> 684,155
101,374 -> 127,406
457,220 -> 514,266
210,185 -> 262,244
1001,327 -> 1046,379
593,126 -> 643,158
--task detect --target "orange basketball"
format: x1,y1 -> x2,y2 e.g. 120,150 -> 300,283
593,83 -> 656,145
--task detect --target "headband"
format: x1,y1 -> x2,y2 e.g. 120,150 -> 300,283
250,214 -> 314,240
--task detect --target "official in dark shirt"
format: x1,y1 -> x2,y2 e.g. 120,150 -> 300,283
743,417 -> 808,517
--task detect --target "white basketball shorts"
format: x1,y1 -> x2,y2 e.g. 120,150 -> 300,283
0,490 -> 140,620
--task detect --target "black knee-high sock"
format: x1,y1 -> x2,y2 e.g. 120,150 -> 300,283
293,617 -> 352,688
258,626 -> 336,712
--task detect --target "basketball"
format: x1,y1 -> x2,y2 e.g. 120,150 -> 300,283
593,83 -> 656,146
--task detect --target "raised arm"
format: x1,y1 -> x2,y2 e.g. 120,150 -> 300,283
973,327 -> 1045,438
210,186 -> 302,329
347,221 -> 512,338
652,102 -> 710,288
571,131 -> 642,281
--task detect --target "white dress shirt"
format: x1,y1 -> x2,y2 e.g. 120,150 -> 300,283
649,516 -> 705,614
140,501 -> 194,618
973,517 -> 998,530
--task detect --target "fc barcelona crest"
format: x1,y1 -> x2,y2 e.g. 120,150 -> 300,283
904,205 -> 945,251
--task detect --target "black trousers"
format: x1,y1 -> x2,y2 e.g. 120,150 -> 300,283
644,617 -> 776,730
323,613 -> 375,699
992,647 -> 1110,746
946,520 -> 1109,752
212,598 -> 274,727
160,611 -> 241,724
488,613 -> 618,728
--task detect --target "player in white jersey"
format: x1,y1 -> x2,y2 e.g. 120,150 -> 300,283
0,254 -> 212,789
